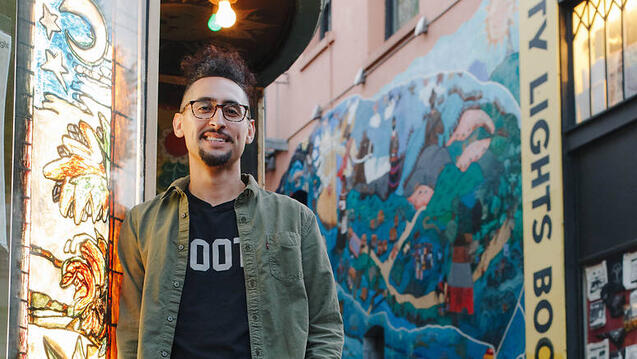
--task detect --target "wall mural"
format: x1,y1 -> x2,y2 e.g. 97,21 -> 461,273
15,0 -> 140,357
277,0 -> 524,357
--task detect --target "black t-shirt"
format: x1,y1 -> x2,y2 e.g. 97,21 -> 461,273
171,191 -> 250,359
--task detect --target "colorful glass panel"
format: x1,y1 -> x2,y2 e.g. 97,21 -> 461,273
9,0 -> 147,358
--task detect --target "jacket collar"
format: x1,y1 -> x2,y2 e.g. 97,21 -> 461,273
161,173 -> 260,199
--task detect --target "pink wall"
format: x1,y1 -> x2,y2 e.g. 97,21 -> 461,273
264,0 -> 481,190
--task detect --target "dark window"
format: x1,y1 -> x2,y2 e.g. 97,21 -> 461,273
385,0 -> 419,39
319,0 -> 331,40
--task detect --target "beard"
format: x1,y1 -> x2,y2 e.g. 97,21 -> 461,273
199,147 -> 232,167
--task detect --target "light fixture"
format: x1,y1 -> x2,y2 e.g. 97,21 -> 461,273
414,16 -> 429,37
216,0 -> 236,28
208,0 -> 237,31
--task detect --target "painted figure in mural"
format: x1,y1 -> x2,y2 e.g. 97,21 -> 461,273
117,45 -> 343,359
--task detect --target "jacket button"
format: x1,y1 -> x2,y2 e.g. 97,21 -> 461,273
181,212 -> 187,218
240,216 -> 247,223
245,244 -> 251,251
167,315 -> 174,322
173,281 -> 179,288
178,244 -> 185,251
161,351 -> 168,357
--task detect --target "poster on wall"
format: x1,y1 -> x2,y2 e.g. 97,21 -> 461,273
624,251 -> 637,290
586,260 -> 608,301
0,29 -> 10,250
587,339 -> 610,359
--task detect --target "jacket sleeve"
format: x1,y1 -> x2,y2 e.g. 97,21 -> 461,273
116,210 -> 144,359
301,207 -> 344,358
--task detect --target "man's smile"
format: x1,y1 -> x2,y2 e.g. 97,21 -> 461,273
200,130 -> 233,144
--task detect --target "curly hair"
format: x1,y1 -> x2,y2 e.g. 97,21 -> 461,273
180,44 -> 256,103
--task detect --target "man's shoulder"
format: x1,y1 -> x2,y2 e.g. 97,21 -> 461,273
258,188 -> 310,211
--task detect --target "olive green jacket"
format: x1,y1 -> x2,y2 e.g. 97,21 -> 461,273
116,174 -> 343,359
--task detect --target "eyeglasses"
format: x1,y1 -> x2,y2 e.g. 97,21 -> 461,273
181,100 -> 250,122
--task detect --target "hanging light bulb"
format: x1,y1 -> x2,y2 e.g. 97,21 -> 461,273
208,13 -> 221,31
215,0 -> 236,28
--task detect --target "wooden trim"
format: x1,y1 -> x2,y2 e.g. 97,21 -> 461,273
564,95 -> 637,152
256,88 -> 265,188
144,0 -> 160,200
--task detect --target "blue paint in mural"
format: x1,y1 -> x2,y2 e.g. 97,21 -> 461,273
277,0 -> 524,358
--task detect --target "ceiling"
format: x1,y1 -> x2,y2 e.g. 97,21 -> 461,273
159,0 -> 321,87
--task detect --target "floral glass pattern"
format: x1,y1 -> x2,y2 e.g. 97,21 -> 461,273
10,0 -> 147,358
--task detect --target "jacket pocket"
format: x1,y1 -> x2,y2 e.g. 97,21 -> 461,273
266,232 -> 303,283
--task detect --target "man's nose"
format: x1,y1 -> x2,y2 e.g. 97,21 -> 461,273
208,107 -> 226,127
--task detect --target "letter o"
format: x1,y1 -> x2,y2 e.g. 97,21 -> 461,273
535,337 -> 554,359
534,299 -> 553,333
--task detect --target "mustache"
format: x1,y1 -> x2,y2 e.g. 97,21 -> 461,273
199,128 -> 233,143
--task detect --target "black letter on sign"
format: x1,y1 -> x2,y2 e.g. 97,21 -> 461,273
531,155 -> 550,187
530,20 -> 548,50
532,185 -> 551,211
530,119 -> 549,155
534,299 -> 553,333
530,73 -> 548,105
535,338 -> 554,359
533,267 -> 552,296
533,215 -> 552,243
528,0 -> 546,17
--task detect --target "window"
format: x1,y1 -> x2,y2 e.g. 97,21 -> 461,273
319,0 -> 331,39
385,0 -> 419,39
571,0 -> 637,123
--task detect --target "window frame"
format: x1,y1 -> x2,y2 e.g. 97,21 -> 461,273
385,0 -> 419,40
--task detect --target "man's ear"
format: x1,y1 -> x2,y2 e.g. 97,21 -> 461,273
173,112 -> 185,138
246,119 -> 255,144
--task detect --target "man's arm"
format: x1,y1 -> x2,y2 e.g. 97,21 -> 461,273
301,207 -> 344,358
116,211 -> 144,359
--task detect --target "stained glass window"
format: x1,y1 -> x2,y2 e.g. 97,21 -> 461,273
7,0 -> 149,358
572,0 -> 637,123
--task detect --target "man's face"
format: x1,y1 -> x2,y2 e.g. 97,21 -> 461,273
173,77 -> 255,169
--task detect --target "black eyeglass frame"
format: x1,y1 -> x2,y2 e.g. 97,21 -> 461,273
181,100 -> 251,122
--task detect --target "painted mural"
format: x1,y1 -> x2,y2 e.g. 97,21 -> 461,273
277,0 -> 524,357
14,0 -> 142,358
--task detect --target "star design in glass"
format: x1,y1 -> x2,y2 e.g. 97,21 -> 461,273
39,3 -> 61,40
40,49 -> 69,91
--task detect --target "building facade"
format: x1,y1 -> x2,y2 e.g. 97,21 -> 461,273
266,0 -> 637,358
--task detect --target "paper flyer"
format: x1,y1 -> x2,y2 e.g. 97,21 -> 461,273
589,300 -> 606,329
626,344 -> 637,359
587,339 -> 609,359
624,251 -> 637,289
586,261 -> 608,301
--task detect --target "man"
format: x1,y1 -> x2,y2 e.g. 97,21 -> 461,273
117,45 -> 343,359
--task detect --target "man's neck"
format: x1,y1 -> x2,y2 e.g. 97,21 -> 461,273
187,158 -> 245,206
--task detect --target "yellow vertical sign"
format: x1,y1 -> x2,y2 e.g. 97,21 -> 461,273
519,0 -> 567,358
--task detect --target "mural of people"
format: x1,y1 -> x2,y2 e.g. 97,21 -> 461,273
276,0 -> 524,356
